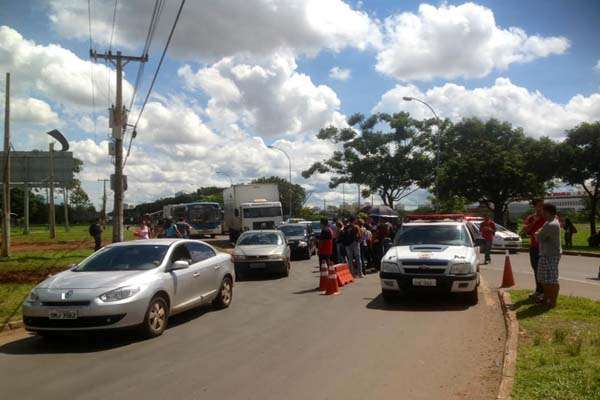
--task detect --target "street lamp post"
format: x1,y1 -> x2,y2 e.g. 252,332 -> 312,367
268,145 -> 293,218
216,171 -> 233,186
402,96 -> 442,209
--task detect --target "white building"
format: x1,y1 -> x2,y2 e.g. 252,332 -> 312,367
508,191 -> 587,218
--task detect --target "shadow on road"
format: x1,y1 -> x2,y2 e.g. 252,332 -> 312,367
0,305 -> 216,355
235,272 -> 287,282
366,293 -> 472,312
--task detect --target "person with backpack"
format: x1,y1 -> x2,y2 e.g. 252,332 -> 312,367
176,217 -> 192,238
163,219 -> 182,238
341,217 -> 364,278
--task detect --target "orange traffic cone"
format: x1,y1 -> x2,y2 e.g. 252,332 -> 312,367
319,262 -> 329,292
501,250 -> 515,288
325,262 -> 340,295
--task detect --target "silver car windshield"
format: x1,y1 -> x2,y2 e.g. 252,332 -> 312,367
279,225 -> 306,237
75,245 -> 169,272
238,232 -> 282,246
394,225 -> 472,247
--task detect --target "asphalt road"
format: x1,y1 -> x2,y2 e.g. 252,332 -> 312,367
0,253 -> 504,400
481,251 -> 600,300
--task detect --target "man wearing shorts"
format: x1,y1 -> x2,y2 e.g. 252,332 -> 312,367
535,204 -> 562,308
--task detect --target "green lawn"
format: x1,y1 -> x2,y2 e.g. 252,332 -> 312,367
7,224 -> 134,243
0,248 -> 94,272
519,222 -> 599,253
0,283 -> 35,326
510,290 -> 600,400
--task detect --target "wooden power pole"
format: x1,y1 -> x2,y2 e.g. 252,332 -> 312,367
2,72 -> 10,257
90,50 -> 147,242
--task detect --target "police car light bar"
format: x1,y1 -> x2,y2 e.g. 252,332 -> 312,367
404,213 -> 467,222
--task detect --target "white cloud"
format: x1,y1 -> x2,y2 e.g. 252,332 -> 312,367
0,26 -> 133,109
48,0 -> 381,61
374,77 -> 600,138
178,52 -> 346,137
376,2 -> 569,81
595,59 -> 600,71
0,96 -> 60,125
329,66 -> 351,81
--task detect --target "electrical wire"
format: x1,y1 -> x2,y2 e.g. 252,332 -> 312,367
108,0 -> 118,52
88,0 -> 97,138
123,0 -> 186,168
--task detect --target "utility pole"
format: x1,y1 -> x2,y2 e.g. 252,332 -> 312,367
63,187 -> 69,231
48,142 -> 56,239
91,50 -> 147,242
2,72 -> 10,257
97,178 -> 109,226
23,185 -> 29,235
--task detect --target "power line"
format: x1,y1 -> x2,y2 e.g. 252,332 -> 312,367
87,0 -> 97,138
108,0 -> 119,52
124,0 -> 186,168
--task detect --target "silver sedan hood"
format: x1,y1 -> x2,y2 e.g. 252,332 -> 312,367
37,270 -> 146,289
234,245 -> 285,257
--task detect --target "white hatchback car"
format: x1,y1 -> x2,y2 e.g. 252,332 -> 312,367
380,217 -> 482,304
23,239 -> 234,338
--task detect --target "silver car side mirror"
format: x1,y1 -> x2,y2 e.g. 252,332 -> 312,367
169,260 -> 190,271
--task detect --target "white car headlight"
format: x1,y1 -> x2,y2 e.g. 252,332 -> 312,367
298,241 -> 308,247
268,254 -> 284,260
233,254 -> 246,261
26,289 -> 40,303
99,286 -> 140,302
450,263 -> 472,275
381,261 -> 400,273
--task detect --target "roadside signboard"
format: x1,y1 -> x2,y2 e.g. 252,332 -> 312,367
0,151 -> 75,186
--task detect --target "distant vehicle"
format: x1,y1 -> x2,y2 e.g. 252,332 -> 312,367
380,214 -> 482,304
22,239 -> 234,338
278,223 -> 316,260
470,220 -> 522,253
163,202 -> 223,238
305,221 -> 322,236
224,184 -> 283,242
233,230 -> 290,277
286,218 -> 306,224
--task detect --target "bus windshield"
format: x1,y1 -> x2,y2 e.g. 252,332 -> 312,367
189,204 -> 220,223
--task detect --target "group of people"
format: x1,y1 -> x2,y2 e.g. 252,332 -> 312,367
317,216 -> 398,278
88,216 -> 196,251
522,199 -> 562,309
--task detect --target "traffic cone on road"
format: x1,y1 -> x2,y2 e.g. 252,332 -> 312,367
501,250 -> 515,288
325,263 -> 340,295
319,262 -> 328,292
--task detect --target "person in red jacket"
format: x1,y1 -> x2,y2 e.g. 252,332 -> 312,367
480,215 -> 496,264
318,218 -> 334,269
522,199 -> 546,299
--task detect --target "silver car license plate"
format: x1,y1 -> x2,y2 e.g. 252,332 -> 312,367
412,278 -> 436,287
49,310 -> 78,320
249,263 -> 266,269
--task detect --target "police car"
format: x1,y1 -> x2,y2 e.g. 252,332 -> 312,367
379,214 -> 482,304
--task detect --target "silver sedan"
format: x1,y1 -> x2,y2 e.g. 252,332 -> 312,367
233,230 -> 290,278
22,239 -> 235,338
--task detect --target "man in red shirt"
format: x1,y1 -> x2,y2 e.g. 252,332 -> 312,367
522,199 -> 546,299
480,215 -> 496,264
318,218 -> 334,269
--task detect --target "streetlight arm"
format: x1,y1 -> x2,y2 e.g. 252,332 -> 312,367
268,145 -> 293,217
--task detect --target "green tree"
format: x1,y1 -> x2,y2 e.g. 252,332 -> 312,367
558,121 -> 600,235
437,118 -> 558,222
252,176 -> 306,217
303,112 -> 433,208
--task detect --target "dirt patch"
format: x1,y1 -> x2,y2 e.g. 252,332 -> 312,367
0,266 -> 68,284
10,239 -> 94,252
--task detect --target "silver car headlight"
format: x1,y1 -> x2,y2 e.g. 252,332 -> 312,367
233,254 -> 246,261
267,254 -> 284,260
381,261 -> 400,273
26,289 -> 40,303
298,241 -> 308,247
99,286 -> 141,302
450,263 -> 472,275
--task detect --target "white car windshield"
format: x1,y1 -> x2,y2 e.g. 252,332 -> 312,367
395,225 -> 472,247
238,232 -> 282,245
279,225 -> 306,237
75,245 -> 169,271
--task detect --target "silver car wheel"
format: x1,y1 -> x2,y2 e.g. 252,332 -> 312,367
220,279 -> 232,305
144,298 -> 168,337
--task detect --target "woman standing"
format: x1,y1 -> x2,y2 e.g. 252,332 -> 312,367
134,220 -> 150,240
563,218 -> 577,249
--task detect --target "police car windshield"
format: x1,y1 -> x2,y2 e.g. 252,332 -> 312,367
395,225 -> 472,247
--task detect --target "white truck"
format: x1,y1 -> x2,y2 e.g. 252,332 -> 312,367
223,183 -> 283,242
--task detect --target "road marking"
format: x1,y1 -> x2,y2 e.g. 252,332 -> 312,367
479,275 -> 495,306
485,266 -> 600,287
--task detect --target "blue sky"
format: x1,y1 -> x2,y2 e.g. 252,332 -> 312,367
1,1 -> 599,210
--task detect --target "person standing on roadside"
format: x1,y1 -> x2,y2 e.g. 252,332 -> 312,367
176,217 -> 192,239
89,218 -> 103,251
341,217 -> 364,278
318,218 -> 334,272
480,215 -> 496,264
357,219 -> 369,274
133,219 -> 150,240
535,204 -> 562,308
522,199 -> 546,300
164,219 -> 182,238
329,218 -> 339,263
563,218 -> 577,250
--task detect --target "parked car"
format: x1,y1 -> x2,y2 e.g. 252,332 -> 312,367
380,215 -> 482,304
472,220 -> 523,253
22,239 -> 234,338
233,230 -> 290,277
299,220 -> 322,237
278,223 -> 316,260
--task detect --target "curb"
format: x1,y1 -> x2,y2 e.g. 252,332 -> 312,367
497,289 -> 519,400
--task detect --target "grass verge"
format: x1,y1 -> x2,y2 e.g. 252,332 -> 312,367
0,283 -> 35,326
510,289 -> 600,400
